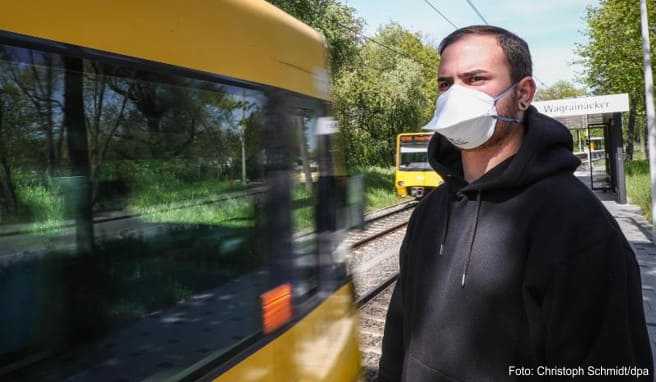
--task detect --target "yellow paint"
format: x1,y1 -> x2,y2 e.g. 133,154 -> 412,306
0,0 -> 329,100
395,133 -> 443,197
214,284 -> 361,382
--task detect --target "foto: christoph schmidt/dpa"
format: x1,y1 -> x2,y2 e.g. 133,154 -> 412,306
508,365 -> 650,378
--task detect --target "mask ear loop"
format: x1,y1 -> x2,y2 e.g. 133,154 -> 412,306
492,83 -> 517,102
494,115 -> 521,123
492,83 -> 521,123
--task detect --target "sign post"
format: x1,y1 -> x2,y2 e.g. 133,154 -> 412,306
640,0 -> 656,225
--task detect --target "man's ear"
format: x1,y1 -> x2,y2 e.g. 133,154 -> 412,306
517,76 -> 536,110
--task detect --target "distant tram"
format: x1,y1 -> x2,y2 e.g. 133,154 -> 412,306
395,133 -> 442,198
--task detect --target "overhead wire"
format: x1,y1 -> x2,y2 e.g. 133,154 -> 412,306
336,4 -> 549,87
333,20 -> 436,70
457,1 -> 549,88
465,0 -> 488,25
422,0 -> 458,29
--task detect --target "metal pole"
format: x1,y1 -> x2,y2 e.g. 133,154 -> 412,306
640,0 -> 656,225
614,112 -> 628,204
588,122 -> 594,190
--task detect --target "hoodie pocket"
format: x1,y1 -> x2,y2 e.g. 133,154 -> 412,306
404,354 -> 465,382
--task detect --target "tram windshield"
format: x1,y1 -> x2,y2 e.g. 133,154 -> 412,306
399,144 -> 431,170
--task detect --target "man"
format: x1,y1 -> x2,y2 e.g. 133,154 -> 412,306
378,25 -> 653,381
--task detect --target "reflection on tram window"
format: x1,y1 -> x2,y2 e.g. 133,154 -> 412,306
291,110 -> 318,234
0,44 -> 270,380
290,109 -> 320,298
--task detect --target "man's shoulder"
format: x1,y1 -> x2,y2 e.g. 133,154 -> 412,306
415,182 -> 448,211
403,183 -> 448,227
526,172 -> 601,209
527,173 -> 619,233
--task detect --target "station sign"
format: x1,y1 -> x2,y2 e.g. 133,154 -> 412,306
532,93 -> 629,117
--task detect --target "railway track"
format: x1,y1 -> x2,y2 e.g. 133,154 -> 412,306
348,198 -> 415,305
347,199 -> 417,381
358,281 -> 397,382
348,198 -> 415,304
347,199 -> 417,249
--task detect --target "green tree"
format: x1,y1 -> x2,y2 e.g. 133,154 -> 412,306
332,23 -> 439,168
576,0 -> 656,160
265,3 -> 439,169
534,80 -> 585,101
0,82 -> 23,214
267,0 -> 363,76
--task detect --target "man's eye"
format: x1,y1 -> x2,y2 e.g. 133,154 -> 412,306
438,82 -> 450,91
470,76 -> 485,83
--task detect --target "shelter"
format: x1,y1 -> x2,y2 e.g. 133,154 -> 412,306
533,94 -> 630,203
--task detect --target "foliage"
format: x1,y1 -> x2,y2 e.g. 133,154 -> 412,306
267,2 -> 439,169
267,0 -> 363,76
625,159 -> 652,221
576,0 -> 650,99
14,175 -> 66,231
333,23 -> 439,168
357,166 -> 401,210
2,2 -> 434,234
576,0 -> 656,200
575,0 -> 655,149
534,80 -> 585,101
94,159 -> 254,227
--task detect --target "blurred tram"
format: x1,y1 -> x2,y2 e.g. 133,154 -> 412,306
395,133 -> 443,198
0,1 -> 362,381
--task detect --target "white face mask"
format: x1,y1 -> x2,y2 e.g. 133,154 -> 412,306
422,84 -> 520,149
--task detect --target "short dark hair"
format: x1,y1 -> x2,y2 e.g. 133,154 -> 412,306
438,25 -> 532,84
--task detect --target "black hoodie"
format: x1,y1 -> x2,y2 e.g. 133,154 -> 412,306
378,106 -> 653,381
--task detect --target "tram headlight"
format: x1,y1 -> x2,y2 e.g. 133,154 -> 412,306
397,181 -> 405,187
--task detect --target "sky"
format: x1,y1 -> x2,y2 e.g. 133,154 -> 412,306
343,0 -> 599,89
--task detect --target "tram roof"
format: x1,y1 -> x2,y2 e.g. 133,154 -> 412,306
0,0 -> 330,100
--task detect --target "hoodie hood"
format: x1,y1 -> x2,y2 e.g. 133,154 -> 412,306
426,105 -> 581,287
427,105 -> 581,193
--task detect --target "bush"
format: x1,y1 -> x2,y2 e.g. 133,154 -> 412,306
625,159 -> 651,221
13,171 -> 66,231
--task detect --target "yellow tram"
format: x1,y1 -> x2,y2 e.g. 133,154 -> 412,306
0,1 -> 362,381
395,133 -> 443,198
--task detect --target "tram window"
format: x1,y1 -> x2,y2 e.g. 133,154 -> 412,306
0,43 -> 272,381
399,143 -> 431,170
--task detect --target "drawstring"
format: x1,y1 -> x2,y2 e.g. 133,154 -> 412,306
439,195 -> 450,256
461,191 -> 482,288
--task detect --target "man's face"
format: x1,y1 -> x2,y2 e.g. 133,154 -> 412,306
437,34 -> 520,150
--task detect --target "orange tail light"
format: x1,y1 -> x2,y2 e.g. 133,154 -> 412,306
261,283 -> 293,334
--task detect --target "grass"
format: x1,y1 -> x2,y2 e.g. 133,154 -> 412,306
138,196 -> 256,227
11,172 -> 67,233
129,178 -> 245,213
292,185 -> 315,233
15,183 -> 66,231
6,162 -> 404,234
625,156 -> 652,222
357,166 -> 403,211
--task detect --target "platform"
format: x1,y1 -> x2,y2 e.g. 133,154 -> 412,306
575,168 -> 656,366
